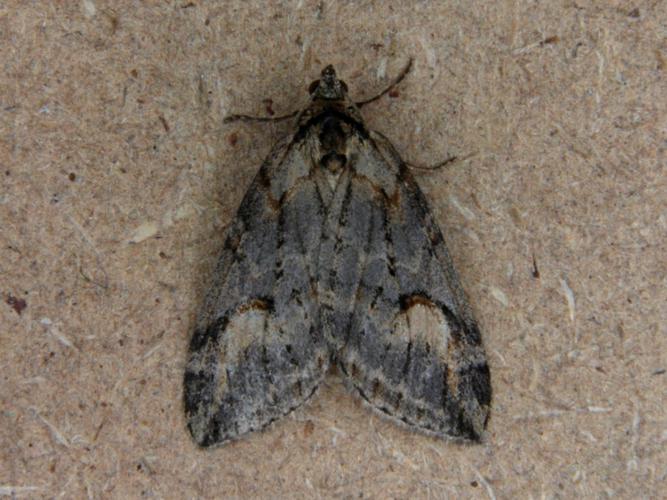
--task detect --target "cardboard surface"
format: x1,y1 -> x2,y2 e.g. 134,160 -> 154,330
2,1 -> 665,498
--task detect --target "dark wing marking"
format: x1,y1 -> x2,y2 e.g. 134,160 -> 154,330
332,131 -> 491,441
183,137 -> 329,447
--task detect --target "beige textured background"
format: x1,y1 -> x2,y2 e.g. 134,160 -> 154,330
2,1 -> 665,498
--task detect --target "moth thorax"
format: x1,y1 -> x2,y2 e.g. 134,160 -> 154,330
320,152 -> 346,172
320,152 -> 346,192
319,115 -> 350,168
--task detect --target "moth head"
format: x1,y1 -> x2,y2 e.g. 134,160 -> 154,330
308,65 -> 349,101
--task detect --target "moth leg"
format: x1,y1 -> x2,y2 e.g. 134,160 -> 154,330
375,129 -> 478,174
223,109 -> 299,124
405,153 -> 483,173
355,58 -> 413,108
224,58 -> 413,121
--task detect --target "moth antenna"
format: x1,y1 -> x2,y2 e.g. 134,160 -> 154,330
355,57 -> 413,108
223,109 -> 299,124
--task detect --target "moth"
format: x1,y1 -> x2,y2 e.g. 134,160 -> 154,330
184,61 -> 491,447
